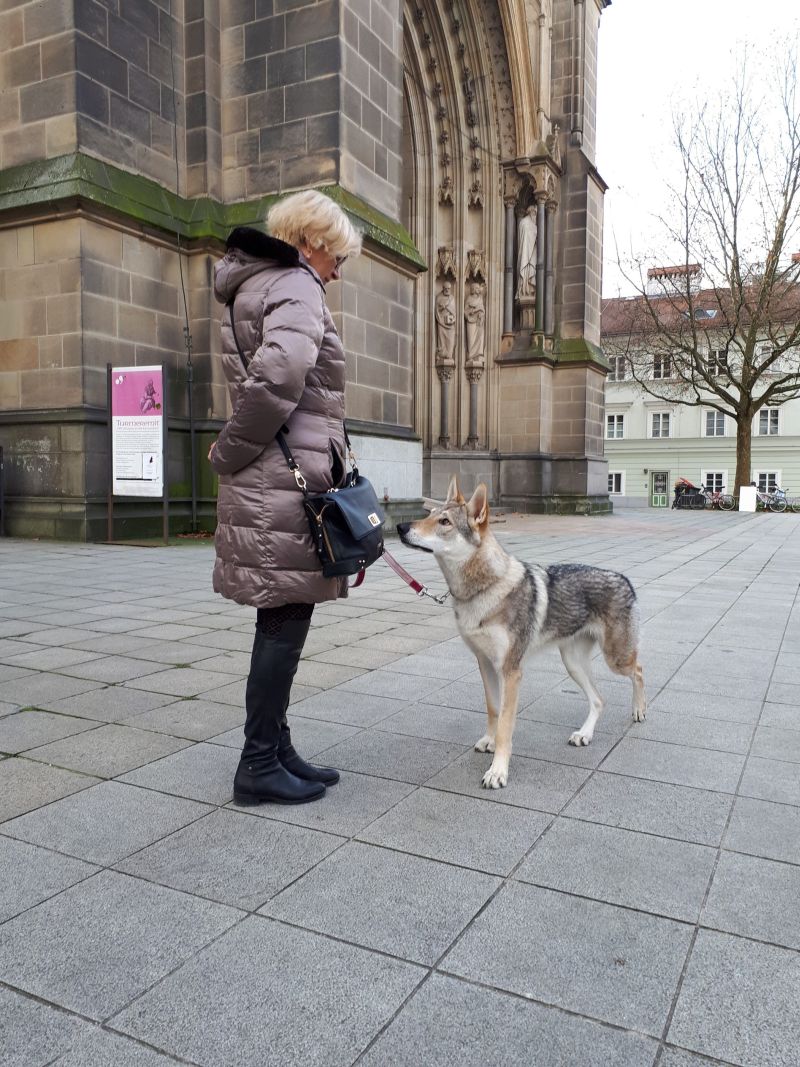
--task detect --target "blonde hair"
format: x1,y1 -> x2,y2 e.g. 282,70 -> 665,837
267,190 -> 362,260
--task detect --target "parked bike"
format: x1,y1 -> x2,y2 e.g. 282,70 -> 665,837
756,486 -> 789,513
701,485 -> 736,511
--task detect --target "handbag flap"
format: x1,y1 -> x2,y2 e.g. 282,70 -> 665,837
324,476 -> 385,541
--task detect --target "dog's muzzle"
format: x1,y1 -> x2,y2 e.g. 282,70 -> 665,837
396,522 -> 433,553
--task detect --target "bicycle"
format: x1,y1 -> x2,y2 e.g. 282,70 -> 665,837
755,486 -> 788,513
700,485 -> 736,511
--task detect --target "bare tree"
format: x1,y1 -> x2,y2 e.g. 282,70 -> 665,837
605,43 -> 800,492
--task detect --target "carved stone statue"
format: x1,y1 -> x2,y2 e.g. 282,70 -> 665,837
517,205 -> 537,298
464,283 -> 486,363
435,282 -> 457,363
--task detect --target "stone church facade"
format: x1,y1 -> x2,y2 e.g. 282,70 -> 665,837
0,0 -> 610,539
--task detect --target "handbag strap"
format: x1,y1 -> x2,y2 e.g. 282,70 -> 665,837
226,299 -> 353,490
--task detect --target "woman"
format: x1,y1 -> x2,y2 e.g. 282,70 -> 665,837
208,190 -> 362,806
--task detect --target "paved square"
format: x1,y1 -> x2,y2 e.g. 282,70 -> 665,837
1,510 -> 799,1064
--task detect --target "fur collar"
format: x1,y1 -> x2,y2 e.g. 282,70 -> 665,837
225,227 -> 300,267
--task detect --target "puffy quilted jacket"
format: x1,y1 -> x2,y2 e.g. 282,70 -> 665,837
209,227 -> 348,608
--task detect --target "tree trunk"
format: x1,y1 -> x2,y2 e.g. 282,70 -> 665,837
734,415 -> 752,493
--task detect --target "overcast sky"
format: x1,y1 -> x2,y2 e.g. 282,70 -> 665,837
596,0 -> 800,297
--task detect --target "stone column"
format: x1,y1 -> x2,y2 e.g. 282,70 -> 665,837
436,365 -> 453,448
465,363 -> 483,448
545,199 -> 557,336
503,198 -> 516,334
535,192 -> 547,333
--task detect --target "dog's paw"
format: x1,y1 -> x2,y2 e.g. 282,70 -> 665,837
568,730 -> 592,747
632,704 -> 646,723
481,765 -> 508,789
474,734 -> 496,753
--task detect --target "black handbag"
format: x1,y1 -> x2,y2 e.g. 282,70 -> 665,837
227,302 -> 385,579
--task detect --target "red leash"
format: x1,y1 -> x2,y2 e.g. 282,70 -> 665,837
380,549 -> 451,605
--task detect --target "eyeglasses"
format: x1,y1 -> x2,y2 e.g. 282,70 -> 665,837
334,254 -> 348,269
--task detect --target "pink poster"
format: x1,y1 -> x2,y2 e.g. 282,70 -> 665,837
111,365 -> 164,498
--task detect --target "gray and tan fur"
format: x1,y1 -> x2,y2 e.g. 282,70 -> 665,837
397,477 -> 646,789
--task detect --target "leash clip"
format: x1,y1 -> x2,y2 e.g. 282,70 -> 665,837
418,585 -> 450,606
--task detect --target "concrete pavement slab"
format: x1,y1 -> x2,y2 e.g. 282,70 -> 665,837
738,754 -> 800,806
702,850 -> 800,951
119,742 -> 237,805
0,986 -> 91,1067
0,758 -> 99,823
599,736 -> 745,793
0,836 -> 98,924
111,916 -> 424,1066
261,840 -> 500,964
426,750 -> 591,813
0,870 -> 238,1021
516,818 -> 716,921
319,728 -> 468,784
357,787 -> 551,874
563,771 -> 734,845
442,881 -> 693,1035
668,929 -> 800,1066
116,808 -> 343,910
358,973 -> 658,1067
124,697 -> 245,741
3,781 -> 211,865
0,709 -> 99,753
724,795 -> 800,864
26,723 -> 191,778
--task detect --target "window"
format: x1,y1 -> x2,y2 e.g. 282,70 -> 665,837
758,408 -> 779,435
704,410 -> 726,436
754,471 -> 780,493
702,471 -> 727,493
757,345 -> 775,366
651,412 -> 671,438
707,350 -> 727,377
607,356 -> 627,381
653,355 -> 671,379
606,414 -> 624,439
608,472 -> 624,494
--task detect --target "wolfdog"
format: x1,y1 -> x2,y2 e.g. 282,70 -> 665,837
396,477 -> 646,789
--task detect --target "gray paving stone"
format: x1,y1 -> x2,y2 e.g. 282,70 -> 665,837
599,737 -> 745,793
56,655 -> 170,683
126,623 -> 214,641
0,870 -> 238,1021
738,755 -> 800,806
0,709 -> 99,754
507,717 -> 619,767
724,796 -> 800,864
0,985 -> 92,1067
443,881 -> 693,1035
650,688 -> 764,723
27,724 -> 192,778
117,808 -> 343,910
668,929 -> 800,1066
295,658 -> 367,688
291,686 -> 409,726
1,672 -> 105,707
632,709 -> 755,754
111,915 -> 423,1065
48,1027 -> 181,1066
124,665 -> 239,696
385,652 -> 476,680
760,701 -> 800,730
517,818 -> 716,921
0,699 -> 17,718
122,697 -> 245,741
180,649 -> 249,675
426,750 -> 591,813
0,836 -> 98,923
241,769 -> 415,837
309,643 -> 403,669
0,758 -> 99,823
0,646 -> 102,670
750,724 -> 800,763
118,741 -> 237,804
358,973 -> 658,1067
766,681 -> 800,705
377,701 -> 493,745
563,772 -> 734,846
520,690 -> 634,737
702,851 -> 800,951
31,685 -> 178,722
335,668 -> 451,702
425,671 -> 565,713
262,840 -> 500,964
3,781 -> 211,864
358,787 -> 551,875
658,1050 -> 729,1067
319,728 -> 467,784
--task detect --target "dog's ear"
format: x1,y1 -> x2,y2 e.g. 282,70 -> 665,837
421,497 -> 441,513
445,475 -> 465,505
466,483 -> 489,526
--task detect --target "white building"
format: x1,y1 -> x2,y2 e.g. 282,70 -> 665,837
602,285 -> 800,508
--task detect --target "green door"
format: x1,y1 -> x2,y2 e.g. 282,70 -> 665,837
651,471 -> 669,507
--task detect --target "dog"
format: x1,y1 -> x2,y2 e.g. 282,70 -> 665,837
396,477 -> 646,789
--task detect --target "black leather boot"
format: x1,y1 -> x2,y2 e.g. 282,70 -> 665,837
278,722 -> 340,786
233,605 -> 325,806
